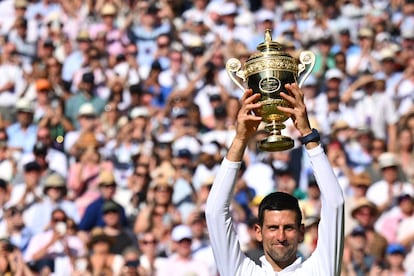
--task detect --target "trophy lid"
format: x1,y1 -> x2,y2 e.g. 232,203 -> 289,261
257,29 -> 284,53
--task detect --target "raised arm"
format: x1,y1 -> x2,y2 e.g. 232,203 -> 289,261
205,89 -> 262,276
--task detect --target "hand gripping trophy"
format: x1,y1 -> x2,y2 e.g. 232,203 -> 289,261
226,29 -> 315,151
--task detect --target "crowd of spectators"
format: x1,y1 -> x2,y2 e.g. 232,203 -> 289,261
0,0 -> 413,275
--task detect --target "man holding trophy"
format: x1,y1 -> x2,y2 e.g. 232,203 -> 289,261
205,30 -> 344,275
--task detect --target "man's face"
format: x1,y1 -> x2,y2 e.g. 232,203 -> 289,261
255,210 -> 304,270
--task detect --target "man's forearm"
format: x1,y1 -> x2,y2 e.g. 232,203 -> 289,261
226,138 -> 249,162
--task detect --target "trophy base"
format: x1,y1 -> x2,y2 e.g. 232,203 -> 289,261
258,135 -> 294,152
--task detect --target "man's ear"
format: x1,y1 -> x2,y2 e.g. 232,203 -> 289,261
254,224 -> 263,242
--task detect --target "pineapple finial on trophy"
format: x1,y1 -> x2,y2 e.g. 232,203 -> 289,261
257,29 -> 283,52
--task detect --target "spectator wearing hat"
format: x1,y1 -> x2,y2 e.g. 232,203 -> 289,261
6,98 -> 37,155
370,243 -> 408,275
77,171 -> 128,235
24,208 -> 86,275
32,78 -> 54,122
367,152 -> 414,213
212,2 -> 251,46
24,173 -> 79,235
134,176 -> 182,244
89,3 -> 123,57
99,199 -> 137,255
7,161 -> 43,210
61,29 -> 91,91
376,48 -> 403,99
344,172 -> 372,234
157,224 -> 210,276
349,197 -> 388,262
63,102 -> 98,157
346,27 -> 381,77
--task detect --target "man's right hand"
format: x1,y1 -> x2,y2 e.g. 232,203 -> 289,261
226,89 -> 262,162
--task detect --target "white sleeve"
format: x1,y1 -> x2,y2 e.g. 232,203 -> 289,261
205,158 -> 253,276
302,145 -> 345,276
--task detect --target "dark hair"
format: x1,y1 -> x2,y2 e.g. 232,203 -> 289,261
258,192 -> 302,227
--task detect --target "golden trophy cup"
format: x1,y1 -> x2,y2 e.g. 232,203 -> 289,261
226,29 -> 315,151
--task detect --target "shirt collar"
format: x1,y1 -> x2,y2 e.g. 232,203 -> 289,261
260,256 -> 303,274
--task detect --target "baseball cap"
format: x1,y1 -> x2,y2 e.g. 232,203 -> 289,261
171,224 -> 192,242
350,226 -> 366,237
102,200 -> 120,213
325,68 -> 343,80
36,78 -> 51,91
386,243 -> 406,255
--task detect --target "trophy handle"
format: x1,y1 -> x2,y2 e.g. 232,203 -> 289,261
226,58 -> 246,91
297,51 -> 316,88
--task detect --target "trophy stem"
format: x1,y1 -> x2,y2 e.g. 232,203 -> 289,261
258,120 -> 294,151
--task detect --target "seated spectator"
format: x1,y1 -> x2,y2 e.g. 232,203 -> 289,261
67,140 -> 113,215
24,208 -> 86,275
87,228 -> 124,275
2,206 -> 32,254
0,238 -> 32,275
133,177 -> 181,244
77,171 -> 128,239
157,224 -> 210,276
100,200 -> 137,255
7,161 -> 43,210
6,98 -> 37,155
137,230 -> 167,275
24,173 -> 79,235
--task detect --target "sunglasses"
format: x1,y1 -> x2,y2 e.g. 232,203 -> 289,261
141,239 -> 157,245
